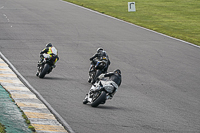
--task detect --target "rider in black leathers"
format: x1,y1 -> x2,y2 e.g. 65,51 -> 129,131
98,69 -> 122,99
89,47 -> 110,73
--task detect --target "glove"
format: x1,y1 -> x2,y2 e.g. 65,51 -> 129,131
89,57 -> 93,61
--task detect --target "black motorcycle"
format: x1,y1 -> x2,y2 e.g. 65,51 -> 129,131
36,56 -> 55,78
83,77 -> 118,107
88,60 -> 108,84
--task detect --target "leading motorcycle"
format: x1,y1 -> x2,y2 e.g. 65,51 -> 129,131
83,77 -> 118,107
36,54 -> 56,78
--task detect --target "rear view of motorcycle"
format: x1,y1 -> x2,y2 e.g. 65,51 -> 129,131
83,77 -> 118,107
88,60 -> 108,84
36,55 -> 56,78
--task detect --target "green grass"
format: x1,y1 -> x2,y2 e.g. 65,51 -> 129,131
64,0 -> 200,46
0,123 -> 6,133
0,115 -> 35,133
22,113 -> 36,132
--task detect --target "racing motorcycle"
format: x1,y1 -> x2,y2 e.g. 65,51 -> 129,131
36,54 -> 56,78
83,76 -> 118,107
88,59 -> 108,84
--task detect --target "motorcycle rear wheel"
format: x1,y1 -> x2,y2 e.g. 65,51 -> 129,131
91,91 -> 106,107
92,70 -> 102,84
39,64 -> 50,78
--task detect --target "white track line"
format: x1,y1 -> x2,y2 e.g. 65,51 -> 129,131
60,0 -> 200,49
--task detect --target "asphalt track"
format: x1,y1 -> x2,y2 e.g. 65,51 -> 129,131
1,0 -> 200,133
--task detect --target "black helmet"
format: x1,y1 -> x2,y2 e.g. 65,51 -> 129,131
46,43 -> 52,47
97,47 -> 103,53
114,69 -> 121,75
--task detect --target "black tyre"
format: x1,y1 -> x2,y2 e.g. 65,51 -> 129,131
39,64 -> 50,78
91,70 -> 102,84
91,91 -> 106,107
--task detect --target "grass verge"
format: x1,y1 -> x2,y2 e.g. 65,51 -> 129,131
22,112 -> 36,132
64,0 -> 200,46
0,123 -> 6,133
8,94 -> 36,132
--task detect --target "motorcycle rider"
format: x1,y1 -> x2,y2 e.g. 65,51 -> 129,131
36,43 -> 59,76
88,47 -> 111,83
98,69 -> 122,99
89,47 -> 110,72
83,69 -> 121,104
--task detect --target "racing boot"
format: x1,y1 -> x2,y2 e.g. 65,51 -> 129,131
36,71 -> 39,76
83,94 -> 88,104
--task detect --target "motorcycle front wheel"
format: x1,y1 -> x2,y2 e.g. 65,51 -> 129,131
39,64 -> 50,78
91,91 -> 106,107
